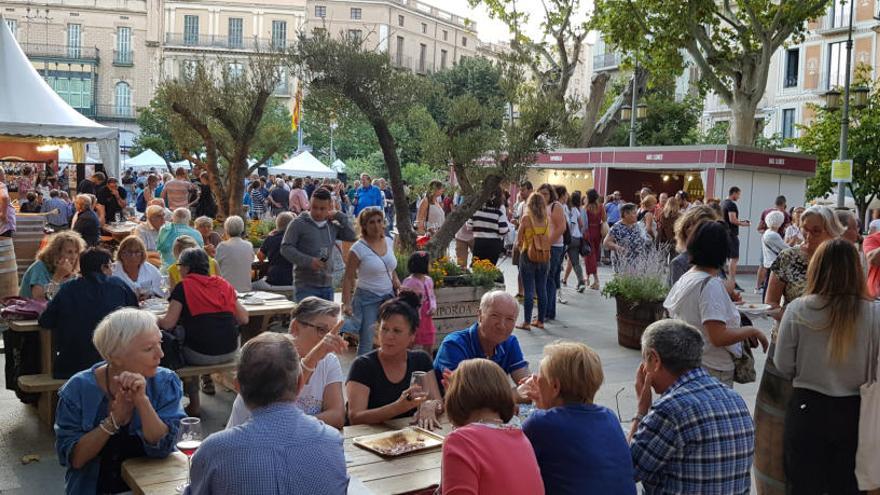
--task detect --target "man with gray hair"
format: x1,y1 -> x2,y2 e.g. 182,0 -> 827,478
185,332 -> 349,494
629,319 -> 755,494
73,194 -> 100,246
433,290 -> 530,392
156,207 -> 204,268
835,208 -> 861,245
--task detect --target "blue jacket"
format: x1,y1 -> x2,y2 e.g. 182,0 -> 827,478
55,364 -> 184,495
354,185 -> 383,216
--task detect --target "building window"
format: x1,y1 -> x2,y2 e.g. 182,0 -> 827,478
67,24 -> 81,58
781,108 -> 795,139
271,20 -> 287,49
461,36 -> 467,47
419,43 -> 427,72
115,27 -> 132,65
421,23 -> 427,34
348,29 -> 362,43
398,15 -> 404,26
829,1 -> 849,29
440,49 -> 447,69
783,48 -> 798,88
228,18 -> 243,48
115,82 -> 131,117
827,41 -> 846,88
274,66 -> 289,95
181,60 -> 198,80
228,62 -> 243,80
5,19 -> 16,37
442,30 -> 448,41
48,75 -> 92,111
312,27 -> 327,37
183,15 -> 199,45
351,8 -> 362,20
315,5 -> 326,18
396,36 -> 404,66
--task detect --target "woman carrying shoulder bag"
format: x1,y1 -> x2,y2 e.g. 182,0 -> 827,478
775,239 -> 880,494
515,193 -> 550,331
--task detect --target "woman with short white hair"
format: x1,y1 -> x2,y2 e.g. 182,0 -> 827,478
54,308 -> 185,494
216,215 -> 255,292
156,207 -> 204,268
761,210 -> 789,299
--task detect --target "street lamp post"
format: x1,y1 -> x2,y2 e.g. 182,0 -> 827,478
329,120 -> 338,162
629,62 -> 639,147
834,0 -> 857,209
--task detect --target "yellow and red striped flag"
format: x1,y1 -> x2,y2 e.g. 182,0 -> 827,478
291,84 -> 303,132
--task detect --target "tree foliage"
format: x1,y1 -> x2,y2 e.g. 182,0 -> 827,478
606,84 -> 703,146
471,0 -> 640,147
797,70 -> 880,221
593,0 -> 829,145
153,54 -> 293,217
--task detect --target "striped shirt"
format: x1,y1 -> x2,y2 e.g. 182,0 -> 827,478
467,207 -> 509,240
631,368 -> 754,495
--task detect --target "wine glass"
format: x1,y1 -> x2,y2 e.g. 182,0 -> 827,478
175,417 -> 202,493
160,275 -> 170,298
409,371 -> 428,402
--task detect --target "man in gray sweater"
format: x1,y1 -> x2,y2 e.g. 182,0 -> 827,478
281,188 -> 356,301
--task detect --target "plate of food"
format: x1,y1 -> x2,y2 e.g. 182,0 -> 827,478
352,427 -> 444,457
739,303 -> 772,314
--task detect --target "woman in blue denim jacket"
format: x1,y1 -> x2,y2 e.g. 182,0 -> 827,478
55,308 -> 185,494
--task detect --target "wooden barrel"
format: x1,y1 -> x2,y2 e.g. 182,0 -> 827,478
754,340 -> 793,495
0,238 -> 19,299
13,214 -> 47,278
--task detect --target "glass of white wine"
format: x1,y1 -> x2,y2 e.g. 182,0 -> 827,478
409,371 -> 429,402
175,417 -> 202,494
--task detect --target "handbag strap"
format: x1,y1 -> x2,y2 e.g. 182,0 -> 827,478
360,239 -> 394,287
868,302 -> 880,384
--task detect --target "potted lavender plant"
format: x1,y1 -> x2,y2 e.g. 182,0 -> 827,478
600,244 -> 670,349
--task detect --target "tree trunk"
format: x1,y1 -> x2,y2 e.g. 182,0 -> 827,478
372,119 -> 415,252
588,68 -> 649,146
425,173 -> 503,261
728,98 -> 759,146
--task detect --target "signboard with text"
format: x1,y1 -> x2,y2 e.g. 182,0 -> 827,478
831,159 -> 853,183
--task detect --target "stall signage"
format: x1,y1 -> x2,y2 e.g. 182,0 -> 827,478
831,159 -> 853,183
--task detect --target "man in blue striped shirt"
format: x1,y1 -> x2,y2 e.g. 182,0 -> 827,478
41,190 -> 71,229
186,333 -> 349,495
629,319 -> 754,495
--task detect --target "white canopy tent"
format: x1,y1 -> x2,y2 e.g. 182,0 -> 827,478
268,151 -> 336,178
171,159 -> 194,170
0,16 -> 120,175
58,145 -> 99,164
124,149 -> 167,171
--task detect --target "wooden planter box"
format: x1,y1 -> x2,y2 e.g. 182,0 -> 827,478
614,296 -> 667,350
432,285 -> 493,348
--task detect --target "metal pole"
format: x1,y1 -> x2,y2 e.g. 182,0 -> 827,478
629,62 -> 638,147
329,123 -> 336,162
837,0 -> 856,209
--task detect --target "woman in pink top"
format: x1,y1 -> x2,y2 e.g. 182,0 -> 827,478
441,359 -> 544,495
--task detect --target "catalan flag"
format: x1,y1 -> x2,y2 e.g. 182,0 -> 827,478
291,84 -> 303,132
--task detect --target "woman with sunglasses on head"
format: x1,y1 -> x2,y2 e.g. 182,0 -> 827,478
227,297 -> 347,430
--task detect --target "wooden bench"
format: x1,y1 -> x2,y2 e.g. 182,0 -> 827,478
18,361 -> 239,427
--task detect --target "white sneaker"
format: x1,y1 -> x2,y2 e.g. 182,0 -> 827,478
557,290 -> 567,304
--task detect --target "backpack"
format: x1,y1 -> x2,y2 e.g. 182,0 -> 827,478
526,220 -> 551,263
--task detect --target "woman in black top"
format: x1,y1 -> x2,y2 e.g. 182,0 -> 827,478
157,248 -> 248,415
346,291 -> 443,430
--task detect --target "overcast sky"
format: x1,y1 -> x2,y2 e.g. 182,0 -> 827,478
423,0 -> 546,42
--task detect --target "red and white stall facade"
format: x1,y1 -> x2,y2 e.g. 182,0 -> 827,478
528,145 -> 817,269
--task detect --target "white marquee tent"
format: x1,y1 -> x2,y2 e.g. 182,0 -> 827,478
268,151 -> 336,178
58,145 -> 99,164
0,16 -> 120,175
330,159 -> 347,173
124,149 -> 167,171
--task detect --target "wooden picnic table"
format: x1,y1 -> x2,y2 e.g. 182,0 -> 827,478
7,294 -> 296,377
121,417 -> 448,495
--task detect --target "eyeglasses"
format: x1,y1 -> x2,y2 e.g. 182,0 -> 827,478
297,320 -> 330,334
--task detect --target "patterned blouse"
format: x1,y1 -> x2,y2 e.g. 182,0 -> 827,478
769,246 -> 809,305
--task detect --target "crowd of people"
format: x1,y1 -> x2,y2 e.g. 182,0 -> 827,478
2,161 -> 880,495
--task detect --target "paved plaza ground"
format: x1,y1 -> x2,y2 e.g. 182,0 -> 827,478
0,261 -> 769,493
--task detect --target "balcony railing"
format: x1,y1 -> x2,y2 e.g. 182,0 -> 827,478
113,50 -> 133,66
392,54 -> 413,70
818,11 -> 851,33
20,43 -> 99,62
593,52 -> 620,71
165,33 -> 288,52
83,104 -> 139,122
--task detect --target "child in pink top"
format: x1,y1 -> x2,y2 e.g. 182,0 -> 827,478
400,251 -> 437,352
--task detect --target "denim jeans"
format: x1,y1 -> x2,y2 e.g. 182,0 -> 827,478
519,254 -> 548,323
544,246 -> 565,319
344,288 -> 394,355
295,285 -> 334,302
